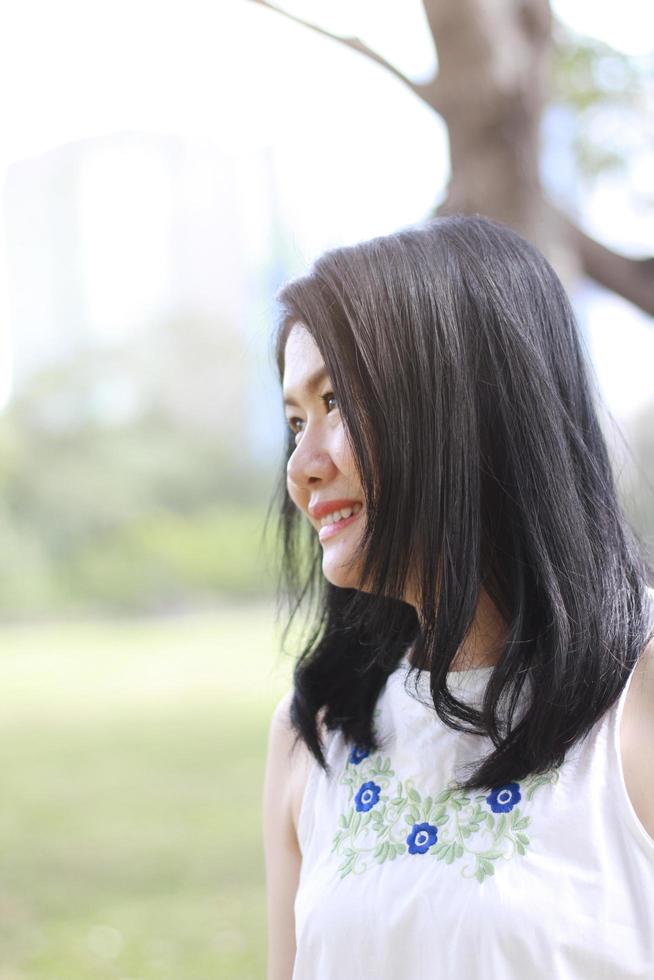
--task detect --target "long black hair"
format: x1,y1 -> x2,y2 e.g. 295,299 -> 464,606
266,214 -> 654,792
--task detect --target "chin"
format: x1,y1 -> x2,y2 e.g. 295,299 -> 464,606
321,554 -> 363,591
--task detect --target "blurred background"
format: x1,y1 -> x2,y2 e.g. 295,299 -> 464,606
0,0 -> 652,976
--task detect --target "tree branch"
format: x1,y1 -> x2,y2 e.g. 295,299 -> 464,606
561,214 -> 654,317
248,0 -> 437,104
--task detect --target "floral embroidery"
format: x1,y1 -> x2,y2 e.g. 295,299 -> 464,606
486,783 -> 521,813
349,746 -> 370,765
332,747 -> 560,882
355,781 -> 381,811
406,822 -> 438,854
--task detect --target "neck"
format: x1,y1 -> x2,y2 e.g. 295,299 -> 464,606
409,588 -> 507,672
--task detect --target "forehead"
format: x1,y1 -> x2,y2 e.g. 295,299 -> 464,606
282,323 -> 326,392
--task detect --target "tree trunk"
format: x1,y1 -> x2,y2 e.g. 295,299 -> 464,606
250,0 -> 653,315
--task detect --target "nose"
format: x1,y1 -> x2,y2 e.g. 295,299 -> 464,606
286,424 -> 338,491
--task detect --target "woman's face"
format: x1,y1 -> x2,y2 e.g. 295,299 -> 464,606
283,323 -> 367,590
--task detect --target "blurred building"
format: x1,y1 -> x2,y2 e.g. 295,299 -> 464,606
3,133 -> 291,461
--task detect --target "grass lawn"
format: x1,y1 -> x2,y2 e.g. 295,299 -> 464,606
0,602 -> 297,979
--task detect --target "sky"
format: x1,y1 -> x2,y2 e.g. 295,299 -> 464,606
0,0 -> 652,423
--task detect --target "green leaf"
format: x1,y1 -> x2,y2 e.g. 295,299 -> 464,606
408,787 -> 421,804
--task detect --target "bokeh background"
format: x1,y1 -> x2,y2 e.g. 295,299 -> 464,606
0,1 -> 653,977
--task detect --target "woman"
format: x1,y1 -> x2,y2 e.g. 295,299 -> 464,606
262,215 -> 654,979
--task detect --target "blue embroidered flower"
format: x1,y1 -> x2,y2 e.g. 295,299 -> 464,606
406,822 -> 438,854
349,745 -> 370,765
486,782 -> 521,813
355,781 -> 381,812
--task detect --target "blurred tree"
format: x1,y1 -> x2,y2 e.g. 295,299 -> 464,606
250,0 -> 653,316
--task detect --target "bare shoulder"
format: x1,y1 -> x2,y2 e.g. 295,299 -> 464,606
262,689 -> 306,980
620,633 -> 654,842
265,690 -> 319,839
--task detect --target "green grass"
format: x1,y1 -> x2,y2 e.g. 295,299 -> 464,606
0,604 -> 297,979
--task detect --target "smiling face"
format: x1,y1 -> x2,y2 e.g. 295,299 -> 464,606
283,323 -> 367,590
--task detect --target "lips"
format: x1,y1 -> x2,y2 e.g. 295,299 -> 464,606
308,498 -> 363,520
317,506 -> 363,543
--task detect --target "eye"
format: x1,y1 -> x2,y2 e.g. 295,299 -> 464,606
286,392 -> 338,440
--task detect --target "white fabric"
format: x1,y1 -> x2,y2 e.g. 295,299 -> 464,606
293,643 -> 654,979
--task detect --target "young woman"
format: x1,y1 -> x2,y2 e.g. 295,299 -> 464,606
262,215 -> 654,979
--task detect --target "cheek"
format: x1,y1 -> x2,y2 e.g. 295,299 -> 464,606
286,480 -> 304,511
334,433 -> 359,482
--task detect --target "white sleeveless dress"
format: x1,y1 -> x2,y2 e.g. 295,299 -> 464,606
292,648 -> 654,979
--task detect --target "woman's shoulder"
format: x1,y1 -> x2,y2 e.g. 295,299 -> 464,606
272,688 -> 329,845
620,633 -> 654,842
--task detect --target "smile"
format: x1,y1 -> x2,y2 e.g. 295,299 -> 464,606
318,506 -> 363,543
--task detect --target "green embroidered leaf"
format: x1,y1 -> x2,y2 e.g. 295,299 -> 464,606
513,816 -> 530,831
338,814 -> 348,828
339,855 -> 356,878
408,805 -> 421,823
455,843 -> 464,859
480,849 -> 504,861
516,841 -> 526,856
407,787 -> 421,804
435,788 -> 454,805
479,859 -> 495,876
495,814 -> 507,837
485,813 -> 494,829
516,833 -> 530,846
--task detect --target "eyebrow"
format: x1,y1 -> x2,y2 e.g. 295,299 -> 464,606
282,366 -> 329,408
